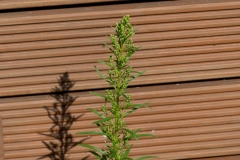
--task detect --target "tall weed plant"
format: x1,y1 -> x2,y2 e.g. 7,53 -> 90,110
77,15 -> 157,160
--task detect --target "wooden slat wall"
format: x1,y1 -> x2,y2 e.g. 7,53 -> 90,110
0,0 -> 127,10
1,0 -> 240,159
0,117 -> 4,160
1,0 -> 240,97
2,79 -> 240,159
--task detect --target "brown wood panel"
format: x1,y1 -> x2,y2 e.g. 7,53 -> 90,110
3,67 -> 240,96
3,123 -> 240,144
1,1 -> 240,26
0,117 -> 4,160
194,155 -> 240,160
4,130 -> 240,151
0,1 -> 240,97
1,0 -> 240,159
2,24 -> 240,44
1,79 -> 240,159
0,0 -> 239,10
4,138 -> 240,158
1,16 -> 240,37
1,26 -> 240,52
0,0 -> 121,10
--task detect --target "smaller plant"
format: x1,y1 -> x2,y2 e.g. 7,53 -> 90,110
77,15 -> 157,160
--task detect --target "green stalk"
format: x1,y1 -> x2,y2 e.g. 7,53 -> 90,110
78,15 -> 158,160
115,49 -> 122,160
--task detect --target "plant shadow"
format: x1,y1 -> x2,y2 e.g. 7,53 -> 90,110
38,72 -> 89,160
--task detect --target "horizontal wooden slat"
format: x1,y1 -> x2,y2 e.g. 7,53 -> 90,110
1,46 -> 240,72
2,78 -> 240,108
4,128 -> 240,151
0,117 -> 4,160
0,0 -> 122,10
1,58 -> 240,87
1,16 -> 240,37
0,0 -> 238,11
3,67 -> 240,96
1,1 -> 240,26
194,155 -> 240,160
4,113 -> 240,135
4,122 -> 240,144
2,24 -> 240,44
4,138 -> 240,159
2,98 -> 240,120
6,145 -> 240,160
3,105 -> 240,127
1,40 -> 240,62
1,30 -> 240,53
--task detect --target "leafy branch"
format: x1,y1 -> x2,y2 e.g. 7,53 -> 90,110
77,15 -> 158,160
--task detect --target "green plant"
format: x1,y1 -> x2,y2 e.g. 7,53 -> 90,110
77,15 -> 158,160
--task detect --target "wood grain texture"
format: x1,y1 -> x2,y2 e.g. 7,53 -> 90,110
1,0 -> 240,159
0,117 -> 4,160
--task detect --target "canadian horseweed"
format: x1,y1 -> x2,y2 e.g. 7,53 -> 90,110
77,15 -> 158,160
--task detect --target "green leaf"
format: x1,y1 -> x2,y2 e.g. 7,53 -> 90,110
136,133 -> 157,138
94,66 -> 115,86
123,93 -> 128,99
93,117 -> 113,124
128,70 -> 146,82
122,144 -> 133,158
97,60 -> 112,68
135,156 -> 159,160
104,42 -> 115,54
123,128 -> 140,140
90,91 -> 106,98
76,131 -> 105,135
122,31 -> 135,45
94,66 -> 106,80
130,103 -> 149,108
88,108 -> 105,118
79,144 -> 106,155
89,151 -> 101,159
109,149 -> 117,159
123,108 -> 137,118
123,103 -> 149,117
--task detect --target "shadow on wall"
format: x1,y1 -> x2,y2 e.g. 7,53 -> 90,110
38,72 -> 89,160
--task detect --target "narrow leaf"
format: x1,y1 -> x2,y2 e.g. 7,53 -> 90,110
122,32 -> 134,45
128,70 -> 146,82
104,42 -> 114,53
76,131 -> 105,135
135,156 -> 159,160
123,144 -> 133,158
79,144 -> 106,155
123,128 -> 139,140
97,60 -> 112,67
90,91 -> 106,98
89,151 -> 101,159
88,108 -> 105,118
122,93 -> 130,100
93,117 -> 113,124
136,156 -> 159,160
94,66 -> 106,80
136,133 -> 157,138
109,150 -> 117,159
130,103 -> 149,108
123,103 -> 149,117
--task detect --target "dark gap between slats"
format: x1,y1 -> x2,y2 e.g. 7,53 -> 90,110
1,77 -> 240,99
0,0 -> 175,13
